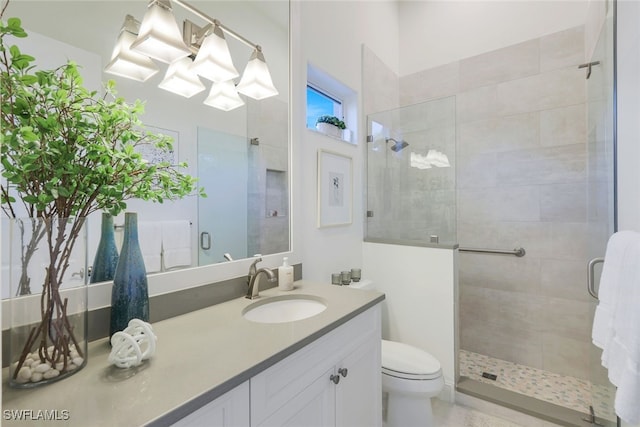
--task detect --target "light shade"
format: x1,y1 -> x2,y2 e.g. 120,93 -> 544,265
236,48 -> 278,100
158,57 -> 205,98
130,0 -> 191,64
190,25 -> 239,82
203,80 -> 245,111
105,15 -> 159,82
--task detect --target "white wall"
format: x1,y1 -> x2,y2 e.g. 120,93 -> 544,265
296,1 -> 400,282
398,0 -> 589,75
362,242 -> 457,400
616,1 -> 640,426
617,0 -> 640,236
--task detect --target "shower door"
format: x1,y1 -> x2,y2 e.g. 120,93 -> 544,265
586,3 -> 617,425
197,127 -> 249,265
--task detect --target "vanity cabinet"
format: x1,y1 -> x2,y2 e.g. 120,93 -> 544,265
250,305 -> 382,427
172,382 -> 250,427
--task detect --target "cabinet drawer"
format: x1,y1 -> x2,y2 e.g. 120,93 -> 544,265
251,305 -> 380,424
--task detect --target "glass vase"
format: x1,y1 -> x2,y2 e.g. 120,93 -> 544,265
6,217 -> 88,388
110,212 -> 149,338
90,213 -> 119,284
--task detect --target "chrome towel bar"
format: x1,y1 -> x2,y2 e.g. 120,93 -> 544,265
458,247 -> 526,257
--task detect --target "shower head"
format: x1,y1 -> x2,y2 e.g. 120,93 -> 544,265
386,138 -> 409,152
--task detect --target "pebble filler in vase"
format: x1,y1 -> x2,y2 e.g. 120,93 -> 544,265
90,213 -> 119,283
110,212 -> 149,338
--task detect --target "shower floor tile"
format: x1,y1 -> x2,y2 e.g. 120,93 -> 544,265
459,350 -> 615,421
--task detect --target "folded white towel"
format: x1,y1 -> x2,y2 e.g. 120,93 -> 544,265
593,231 -> 638,350
592,230 -> 640,423
138,222 -> 162,273
162,221 -> 191,270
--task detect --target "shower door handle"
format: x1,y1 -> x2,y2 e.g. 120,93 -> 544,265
200,232 -> 211,250
587,257 -> 605,300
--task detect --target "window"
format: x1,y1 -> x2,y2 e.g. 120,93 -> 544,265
306,84 -> 343,129
306,63 -> 356,144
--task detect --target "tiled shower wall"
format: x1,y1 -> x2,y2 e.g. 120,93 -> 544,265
247,97 -> 290,257
395,26 -> 593,380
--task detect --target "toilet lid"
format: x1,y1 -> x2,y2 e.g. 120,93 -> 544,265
381,340 -> 442,380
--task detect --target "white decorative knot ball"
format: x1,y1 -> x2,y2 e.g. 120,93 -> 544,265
108,319 -> 157,369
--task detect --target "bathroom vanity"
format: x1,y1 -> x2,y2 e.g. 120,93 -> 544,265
2,281 -> 384,427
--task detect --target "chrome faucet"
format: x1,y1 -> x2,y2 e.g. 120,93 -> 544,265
246,258 -> 276,299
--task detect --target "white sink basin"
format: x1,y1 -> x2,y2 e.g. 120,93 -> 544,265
243,295 -> 327,324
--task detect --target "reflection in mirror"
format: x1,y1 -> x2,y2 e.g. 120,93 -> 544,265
1,1 -> 290,296
197,122 -> 289,265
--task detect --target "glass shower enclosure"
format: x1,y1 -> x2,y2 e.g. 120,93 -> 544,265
366,96 -> 457,245
365,11 -> 617,421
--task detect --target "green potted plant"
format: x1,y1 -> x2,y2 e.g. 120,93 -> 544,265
316,115 -> 346,139
0,13 -> 202,387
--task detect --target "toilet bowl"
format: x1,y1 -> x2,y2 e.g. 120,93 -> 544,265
382,339 -> 444,427
347,280 -> 444,427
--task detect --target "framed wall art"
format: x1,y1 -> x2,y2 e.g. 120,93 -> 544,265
317,149 -> 352,227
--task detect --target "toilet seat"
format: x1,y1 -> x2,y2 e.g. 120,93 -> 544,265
381,340 -> 442,380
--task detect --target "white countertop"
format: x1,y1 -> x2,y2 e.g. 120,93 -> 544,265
2,281 -> 384,426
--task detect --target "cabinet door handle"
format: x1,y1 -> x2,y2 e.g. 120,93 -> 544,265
330,374 -> 340,384
338,368 -> 348,378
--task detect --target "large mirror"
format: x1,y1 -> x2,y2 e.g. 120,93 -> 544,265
1,0 -> 290,296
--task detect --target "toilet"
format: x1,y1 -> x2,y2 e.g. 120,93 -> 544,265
349,279 -> 444,427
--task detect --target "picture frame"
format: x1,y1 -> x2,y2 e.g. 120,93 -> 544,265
317,149 -> 353,227
135,125 -> 178,166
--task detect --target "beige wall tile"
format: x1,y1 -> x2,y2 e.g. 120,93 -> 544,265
459,255 -> 541,294
362,46 -> 399,115
540,26 -> 586,72
461,316 -> 543,369
399,61 -> 459,105
550,222 -> 589,262
458,186 -> 541,223
457,221 -> 554,260
457,112 -> 540,156
540,182 -> 587,222
542,333 -> 590,380
540,104 -> 587,147
457,153 -> 497,189
497,67 -> 586,116
496,144 -> 586,186
460,40 -> 540,92
540,296 -> 592,341
540,259 -> 590,302
456,85 -> 498,124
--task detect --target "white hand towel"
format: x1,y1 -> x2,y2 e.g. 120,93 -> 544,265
138,222 -> 162,273
162,221 -> 191,270
592,230 -> 640,423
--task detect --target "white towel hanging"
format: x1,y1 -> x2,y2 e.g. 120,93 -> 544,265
162,221 -> 191,270
592,230 -> 640,423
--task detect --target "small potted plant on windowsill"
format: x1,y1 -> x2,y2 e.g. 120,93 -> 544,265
316,115 -> 346,139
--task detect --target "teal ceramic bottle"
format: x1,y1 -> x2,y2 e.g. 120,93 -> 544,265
110,212 -> 149,338
90,213 -> 119,284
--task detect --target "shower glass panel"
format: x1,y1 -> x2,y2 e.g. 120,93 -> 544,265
365,97 -> 457,245
586,5 -> 616,425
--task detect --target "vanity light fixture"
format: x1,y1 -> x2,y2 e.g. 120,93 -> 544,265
158,56 -> 205,98
190,23 -> 239,83
106,0 -> 279,110
129,0 -> 191,64
236,47 -> 279,100
203,80 -> 245,112
104,15 -> 159,82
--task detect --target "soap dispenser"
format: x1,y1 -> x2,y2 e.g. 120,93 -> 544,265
278,257 -> 294,291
